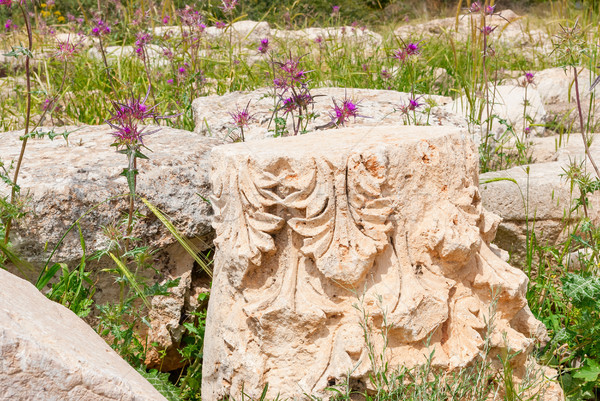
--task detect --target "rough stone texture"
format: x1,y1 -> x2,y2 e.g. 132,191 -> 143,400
202,126 -> 560,400
395,9 -> 550,54
479,134 -> 600,264
193,87 -> 468,141
88,44 -> 172,67
272,26 -> 383,48
0,268 -> 166,401
517,68 -> 600,132
154,20 -> 270,43
445,84 -> 546,138
0,125 -> 221,368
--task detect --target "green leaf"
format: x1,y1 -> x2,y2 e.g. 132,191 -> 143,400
140,197 -> 212,278
562,273 -> 600,308
573,359 -> 600,383
108,253 -> 150,309
120,168 -> 138,197
135,367 -> 182,401
35,263 -> 64,290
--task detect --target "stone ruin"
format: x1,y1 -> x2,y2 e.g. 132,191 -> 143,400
202,126 -> 562,399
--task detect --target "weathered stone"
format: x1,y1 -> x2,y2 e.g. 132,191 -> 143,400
154,20 -> 270,43
0,268 -> 166,400
272,26 -> 382,48
445,84 -> 546,138
479,134 -> 600,265
202,125 -> 559,400
192,87 -> 467,141
0,125 -> 221,367
88,44 -> 173,67
519,68 -> 600,132
395,9 -> 550,54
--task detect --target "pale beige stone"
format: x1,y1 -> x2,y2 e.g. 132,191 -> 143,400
202,126 -> 561,400
479,134 -> 600,266
0,268 -> 166,400
192,87 -> 465,141
0,125 -> 220,367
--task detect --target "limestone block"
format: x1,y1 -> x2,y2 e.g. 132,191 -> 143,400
0,268 -> 166,400
445,85 -> 546,138
192,87 -> 466,141
203,126 -> 558,400
0,125 -> 220,366
480,135 -> 600,265
394,10 -> 550,54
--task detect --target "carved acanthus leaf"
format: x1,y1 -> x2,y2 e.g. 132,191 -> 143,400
288,154 -> 393,286
211,158 -> 284,285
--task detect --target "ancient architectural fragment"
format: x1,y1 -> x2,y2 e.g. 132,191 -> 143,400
203,126 -> 558,400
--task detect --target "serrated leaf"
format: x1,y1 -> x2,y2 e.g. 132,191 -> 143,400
573,359 -> 600,383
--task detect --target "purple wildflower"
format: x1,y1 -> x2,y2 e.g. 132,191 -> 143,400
258,38 -> 269,54
469,2 -> 481,13
134,32 -> 152,59
220,0 -> 238,14
230,103 -> 253,129
393,41 -> 421,63
484,5 -> 495,15
4,18 -> 17,31
524,126 -> 532,136
329,96 -> 361,127
229,102 -> 253,142
167,78 -> 174,84
407,96 -> 422,111
524,72 -> 535,85
215,20 -> 226,29
381,69 -> 392,80
91,18 -> 111,37
331,5 -> 340,16
54,36 -> 82,61
273,54 -> 309,90
107,87 -> 175,147
480,25 -> 496,36
162,15 -> 170,25
0,0 -> 13,7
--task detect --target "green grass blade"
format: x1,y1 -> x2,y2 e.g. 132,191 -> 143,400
140,197 -> 212,278
108,252 -> 150,309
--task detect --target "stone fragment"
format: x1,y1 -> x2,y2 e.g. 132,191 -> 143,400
192,87 -> 467,141
479,134 -> 600,265
154,20 -> 270,43
271,26 -> 382,48
445,85 -> 546,138
0,268 -> 166,400
0,125 -> 221,366
519,68 -> 600,132
202,125 -> 560,400
394,9 -> 550,54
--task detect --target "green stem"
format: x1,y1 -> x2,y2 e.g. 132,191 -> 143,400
4,3 -> 33,245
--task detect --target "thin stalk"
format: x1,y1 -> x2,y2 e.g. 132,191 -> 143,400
4,3 -> 33,244
574,66 -> 600,178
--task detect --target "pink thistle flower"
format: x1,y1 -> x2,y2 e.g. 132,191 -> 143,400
220,0 -> 238,14
469,2 -> 481,13
480,25 -> 496,36
54,35 -> 82,61
329,95 -> 361,127
258,38 -> 269,54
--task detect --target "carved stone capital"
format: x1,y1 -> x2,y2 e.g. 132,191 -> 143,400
202,126 -> 553,400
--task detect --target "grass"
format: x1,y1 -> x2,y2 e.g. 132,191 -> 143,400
1,0 -> 600,399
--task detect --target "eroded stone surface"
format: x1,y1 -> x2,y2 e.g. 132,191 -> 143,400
0,268 -> 166,401
202,125 -> 559,400
479,134 -> 600,264
0,125 -> 220,368
192,87 -> 467,141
